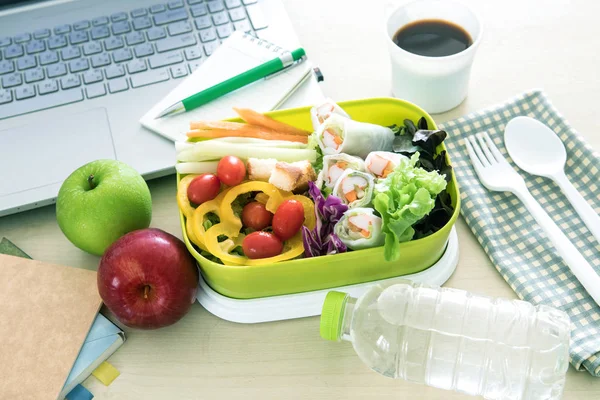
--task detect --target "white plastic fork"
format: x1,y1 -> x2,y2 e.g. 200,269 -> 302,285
465,132 -> 600,307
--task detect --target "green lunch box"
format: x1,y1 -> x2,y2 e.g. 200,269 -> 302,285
177,97 -> 461,299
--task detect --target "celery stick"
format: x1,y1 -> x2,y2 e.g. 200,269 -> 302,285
175,141 -> 194,153
181,141 -> 316,163
175,161 -> 219,175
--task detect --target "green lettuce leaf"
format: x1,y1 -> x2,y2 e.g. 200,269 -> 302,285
373,153 -> 447,261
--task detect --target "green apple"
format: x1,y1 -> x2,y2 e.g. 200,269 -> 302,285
56,159 -> 152,256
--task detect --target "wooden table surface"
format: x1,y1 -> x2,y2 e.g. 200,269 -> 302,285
2,0 -> 600,398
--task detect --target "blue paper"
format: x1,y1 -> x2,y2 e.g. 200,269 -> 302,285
65,384 -> 93,400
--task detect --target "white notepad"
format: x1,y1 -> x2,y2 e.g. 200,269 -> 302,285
140,31 -> 315,142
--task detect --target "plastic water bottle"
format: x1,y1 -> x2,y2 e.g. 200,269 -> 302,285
320,280 -> 571,399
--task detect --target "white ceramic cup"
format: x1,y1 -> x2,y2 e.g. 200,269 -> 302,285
385,0 -> 483,114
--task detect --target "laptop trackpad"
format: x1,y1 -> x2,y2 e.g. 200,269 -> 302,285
0,108 -> 116,197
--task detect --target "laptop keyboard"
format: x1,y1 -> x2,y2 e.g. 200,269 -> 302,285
0,0 -> 267,120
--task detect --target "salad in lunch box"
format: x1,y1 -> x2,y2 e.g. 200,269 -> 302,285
176,99 -> 453,265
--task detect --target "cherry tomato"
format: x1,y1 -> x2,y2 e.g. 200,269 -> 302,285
187,174 -> 220,205
242,202 -> 273,231
242,231 -> 283,259
272,199 -> 305,241
217,156 -> 246,186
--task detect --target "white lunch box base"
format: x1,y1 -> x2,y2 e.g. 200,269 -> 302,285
196,227 -> 459,323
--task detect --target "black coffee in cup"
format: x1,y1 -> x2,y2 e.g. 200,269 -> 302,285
392,19 -> 473,57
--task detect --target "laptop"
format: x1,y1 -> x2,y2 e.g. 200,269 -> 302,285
0,0 -> 303,217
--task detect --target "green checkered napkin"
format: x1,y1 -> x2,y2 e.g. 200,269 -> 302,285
440,90 -> 600,376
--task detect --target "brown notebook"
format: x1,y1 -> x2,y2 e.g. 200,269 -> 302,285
0,254 -> 101,400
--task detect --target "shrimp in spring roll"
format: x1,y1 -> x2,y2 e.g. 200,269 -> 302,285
310,98 -> 350,130
332,169 -> 375,208
334,208 -> 384,250
317,154 -> 366,189
365,151 -> 407,179
316,114 -> 394,159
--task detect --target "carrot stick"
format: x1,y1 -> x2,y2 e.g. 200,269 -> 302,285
186,128 -> 308,144
233,107 -> 312,136
189,121 -> 249,131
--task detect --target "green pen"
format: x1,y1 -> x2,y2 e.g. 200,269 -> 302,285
154,47 -> 307,119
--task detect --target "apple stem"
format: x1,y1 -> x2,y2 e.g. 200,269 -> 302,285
88,174 -> 96,190
143,285 -> 151,299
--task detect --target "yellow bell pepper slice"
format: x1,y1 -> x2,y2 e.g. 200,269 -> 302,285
191,188 -> 232,246
177,174 -> 199,219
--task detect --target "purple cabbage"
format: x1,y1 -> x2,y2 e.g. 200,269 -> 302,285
302,181 -> 348,257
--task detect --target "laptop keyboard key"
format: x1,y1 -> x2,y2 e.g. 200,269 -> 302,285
91,53 -> 111,68
127,59 -> 147,74
73,20 -> 91,30
69,30 -> 89,45
112,48 -> 133,63
168,0 -> 184,9
108,78 -> 128,93
48,35 -> 68,49
156,34 -> 197,52
188,60 -> 202,73
86,82 -> 106,98
105,64 -> 125,79
14,33 -> 31,44
233,20 -> 252,33
46,63 -> 67,78
150,4 -> 167,14
104,36 -> 124,51
54,24 -> 71,35
0,37 -> 10,47
203,41 -> 219,56
33,29 -> 51,39
212,11 -> 228,25
217,24 -> 233,38
195,16 -> 212,30
2,73 -> 22,88
147,27 -> 167,41
225,0 -> 241,8
148,51 -> 183,68
0,87 -> 83,119
17,55 -> 37,70
229,8 -> 246,21
125,31 -> 146,46
111,12 -> 128,22
207,1 -> 224,12
92,16 -> 110,26
246,5 -> 268,30
83,69 -> 104,84
24,67 -> 44,83
191,4 -> 208,17
0,89 -> 12,104
134,43 -> 155,57
61,46 -> 81,60
91,26 -> 110,40
130,68 -> 169,87
170,65 -> 187,78
188,0 -> 204,4
199,28 -> 217,42
39,51 -> 59,65
26,40 -> 46,54
69,58 -> 90,73
38,80 -> 58,94
83,41 -> 103,55
242,0 -> 257,4
4,44 -> 24,59
15,84 -> 35,100
112,21 -> 131,35
184,46 -> 202,60
153,9 -> 188,25
133,16 -> 152,30
61,74 -> 81,89
131,8 -> 148,17
168,21 -> 193,36
0,60 -> 14,75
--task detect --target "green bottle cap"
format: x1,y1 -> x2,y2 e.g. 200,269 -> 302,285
320,291 -> 348,341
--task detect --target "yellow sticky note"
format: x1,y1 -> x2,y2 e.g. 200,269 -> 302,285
92,361 -> 120,386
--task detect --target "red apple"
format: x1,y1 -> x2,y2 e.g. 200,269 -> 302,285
98,228 -> 199,329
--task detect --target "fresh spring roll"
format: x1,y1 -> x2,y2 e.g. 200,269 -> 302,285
316,113 -> 395,159
318,154 -> 366,189
365,151 -> 407,179
332,169 -> 375,208
334,208 -> 384,250
310,98 -> 350,130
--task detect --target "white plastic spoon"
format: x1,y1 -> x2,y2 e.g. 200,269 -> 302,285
505,116 -> 600,245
